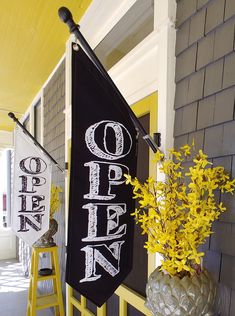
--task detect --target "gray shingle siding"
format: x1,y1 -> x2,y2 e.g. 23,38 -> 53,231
204,58 -> 223,97
205,0 -> 225,34
229,290 -> 235,314
189,8 -> 206,45
197,0 -> 210,10
214,87 -> 235,125
175,1 -> 235,314
188,130 -> 205,151
187,69 -> 205,103
214,18 -> 235,61
197,31 -> 215,70
223,52 -> 235,89
175,20 -> 190,55
175,43 -> 197,81
225,0 -> 235,21
42,60 -> 66,296
176,0 -> 197,27
197,95 -> 215,129
204,124 -> 224,157
174,77 -> 189,108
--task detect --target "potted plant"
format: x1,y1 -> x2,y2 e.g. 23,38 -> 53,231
34,184 -> 62,248
125,144 -> 235,316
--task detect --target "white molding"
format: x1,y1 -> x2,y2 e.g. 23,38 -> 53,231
154,0 -> 176,30
108,31 -> 159,105
0,228 -> 16,259
0,131 -> 13,149
64,38 -> 72,316
40,90 -> 44,146
79,0 -> 137,49
65,40 -> 73,144
155,0 -> 176,155
154,0 -> 176,267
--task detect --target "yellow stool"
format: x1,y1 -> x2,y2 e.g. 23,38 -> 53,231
27,246 -> 64,316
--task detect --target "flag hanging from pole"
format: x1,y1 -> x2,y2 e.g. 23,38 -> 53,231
66,45 -> 138,306
12,126 -> 52,246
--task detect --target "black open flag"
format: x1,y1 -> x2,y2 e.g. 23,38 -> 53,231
66,44 -> 138,306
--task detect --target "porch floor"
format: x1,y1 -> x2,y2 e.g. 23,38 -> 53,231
0,259 -> 54,316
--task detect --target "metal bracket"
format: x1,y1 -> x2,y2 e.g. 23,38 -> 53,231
153,132 -> 161,148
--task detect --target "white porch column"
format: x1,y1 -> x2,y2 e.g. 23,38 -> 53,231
155,0 -> 176,153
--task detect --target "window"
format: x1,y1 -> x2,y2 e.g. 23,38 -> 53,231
34,100 -> 41,143
0,150 -> 12,228
23,115 -> 30,132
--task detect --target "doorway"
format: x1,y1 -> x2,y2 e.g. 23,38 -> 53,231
0,149 -> 16,260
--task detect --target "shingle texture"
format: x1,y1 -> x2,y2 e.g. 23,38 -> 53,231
189,8 -> 206,45
176,0 -> 197,27
43,60 -> 66,296
225,0 -> 235,21
197,0 -> 210,10
214,18 -> 235,61
204,58 -> 223,96
174,77 -> 189,108
187,69 -> 205,103
196,31 -> 215,70
197,95 -> 215,129
175,44 -> 197,81
174,1 -> 235,314
175,20 -> 190,55
214,87 -> 235,125
205,0 -> 225,34
223,52 -> 235,89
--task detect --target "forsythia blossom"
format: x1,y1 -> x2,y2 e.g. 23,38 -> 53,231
125,144 -> 235,277
50,184 -> 62,219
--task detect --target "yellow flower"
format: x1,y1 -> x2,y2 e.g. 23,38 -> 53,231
50,184 -> 62,219
180,144 -> 191,156
126,144 -> 235,277
154,150 -> 164,162
168,148 -> 182,160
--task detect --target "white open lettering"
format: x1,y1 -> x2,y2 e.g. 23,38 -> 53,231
80,120 -> 132,283
80,242 -> 124,282
84,161 -> 129,200
85,120 -> 132,160
82,203 -> 127,242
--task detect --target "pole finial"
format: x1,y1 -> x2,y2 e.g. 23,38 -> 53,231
58,7 -> 73,23
8,112 -> 17,121
58,7 -> 77,33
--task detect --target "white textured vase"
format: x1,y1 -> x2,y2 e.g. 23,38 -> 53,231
145,268 -> 216,316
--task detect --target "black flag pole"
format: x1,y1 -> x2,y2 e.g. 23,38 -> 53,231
58,7 -> 160,153
8,112 -> 64,173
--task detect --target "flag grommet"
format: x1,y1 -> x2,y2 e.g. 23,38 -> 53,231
72,43 -> 79,51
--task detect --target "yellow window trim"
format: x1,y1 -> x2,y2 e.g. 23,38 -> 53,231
131,91 -> 158,276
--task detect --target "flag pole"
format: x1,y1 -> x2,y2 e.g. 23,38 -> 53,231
8,112 -> 64,173
58,7 -> 160,154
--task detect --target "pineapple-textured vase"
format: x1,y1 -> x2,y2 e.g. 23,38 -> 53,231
145,268 -> 216,316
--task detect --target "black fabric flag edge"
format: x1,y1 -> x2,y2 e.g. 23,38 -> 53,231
66,45 -> 138,307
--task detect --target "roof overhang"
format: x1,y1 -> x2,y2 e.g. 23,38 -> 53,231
0,0 -> 92,132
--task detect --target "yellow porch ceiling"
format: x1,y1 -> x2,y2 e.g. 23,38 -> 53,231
0,0 -> 92,131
